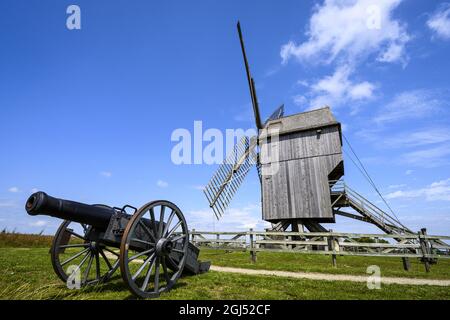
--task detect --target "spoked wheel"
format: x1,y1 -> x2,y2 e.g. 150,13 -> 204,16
120,200 -> 189,298
50,220 -> 120,287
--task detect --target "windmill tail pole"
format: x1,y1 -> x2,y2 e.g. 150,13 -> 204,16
237,21 -> 263,130
25,191 -> 114,229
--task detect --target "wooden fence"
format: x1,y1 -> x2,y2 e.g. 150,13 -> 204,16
190,229 -> 450,272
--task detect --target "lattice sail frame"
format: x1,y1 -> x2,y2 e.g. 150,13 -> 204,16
203,136 -> 258,219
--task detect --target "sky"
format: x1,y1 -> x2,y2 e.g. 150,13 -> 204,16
1,0 -> 450,236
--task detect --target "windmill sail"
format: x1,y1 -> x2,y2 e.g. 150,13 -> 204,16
237,21 -> 263,130
203,136 -> 258,219
265,104 -> 284,125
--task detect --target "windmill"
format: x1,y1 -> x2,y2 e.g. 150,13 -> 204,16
203,22 -> 429,239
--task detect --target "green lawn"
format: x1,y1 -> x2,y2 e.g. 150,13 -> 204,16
1,247 -> 449,300
199,249 -> 450,280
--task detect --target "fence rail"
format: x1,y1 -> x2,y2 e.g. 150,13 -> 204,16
190,229 -> 450,271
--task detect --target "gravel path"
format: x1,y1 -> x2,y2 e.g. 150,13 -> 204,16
210,265 -> 450,286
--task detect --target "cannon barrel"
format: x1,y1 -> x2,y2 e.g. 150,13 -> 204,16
26,192 -> 114,229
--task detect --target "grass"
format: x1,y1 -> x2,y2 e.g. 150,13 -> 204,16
3,232 -> 449,279
0,231 -> 53,248
199,249 -> 450,280
1,248 -> 449,300
0,232 -> 449,299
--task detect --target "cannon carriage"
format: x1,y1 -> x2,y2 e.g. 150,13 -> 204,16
26,192 -> 209,298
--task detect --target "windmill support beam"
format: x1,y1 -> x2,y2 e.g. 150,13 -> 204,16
333,209 -> 371,223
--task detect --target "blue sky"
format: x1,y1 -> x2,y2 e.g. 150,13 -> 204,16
1,0 -> 450,235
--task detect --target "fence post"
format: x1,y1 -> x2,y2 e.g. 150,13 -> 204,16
419,228 -> 431,273
402,257 -> 411,271
287,234 -> 292,250
328,229 -> 337,268
192,228 -> 196,246
249,228 -> 257,263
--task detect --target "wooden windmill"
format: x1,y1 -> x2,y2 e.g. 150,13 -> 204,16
203,22 -> 415,236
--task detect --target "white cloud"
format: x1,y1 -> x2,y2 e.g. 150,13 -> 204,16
357,127 -> 450,167
377,42 -> 406,64
401,145 -> 450,168
31,188 -> 39,193
374,89 -> 445,124
100,171 -> 112,178
8,187 -> 19,193
223,205 -> 268,230
357,127 -> 450,148
382,128 -> 450,148
156,180 -> 169,188
348,81 -> 376,100
264,66 -> 281,77
192,185 -> 205,191
303,65 -> 376,110
388,184 -> 406,189
281,0 -> 409,66
187,203 -> 270,231
427,3 -> 450,40
386,178 -> 450,201
292,94 -> 308,106
296,80 -> 310,87
356,92 -> 450,169
29,220 -> 48,227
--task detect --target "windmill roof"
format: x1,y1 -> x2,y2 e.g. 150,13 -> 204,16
260,106 -> 340,138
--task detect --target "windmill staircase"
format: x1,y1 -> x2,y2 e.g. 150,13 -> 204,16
264,180 -> 449,257
330,180 -> 450,252
330,180 -> 412,235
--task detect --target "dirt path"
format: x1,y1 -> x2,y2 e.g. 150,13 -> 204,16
210,266 -> 450,286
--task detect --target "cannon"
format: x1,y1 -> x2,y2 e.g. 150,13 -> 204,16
25,192 -> 210,298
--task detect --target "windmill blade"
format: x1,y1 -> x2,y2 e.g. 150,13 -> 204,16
237,21 -> 263,130
203,136 -> 258,219
264,104 -> 284,125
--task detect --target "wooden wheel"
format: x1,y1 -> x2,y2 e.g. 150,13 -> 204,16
50,220 -> 120,287
119,200 -> 189,298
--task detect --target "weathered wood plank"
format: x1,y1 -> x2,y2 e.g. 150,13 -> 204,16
338,242 -> 420,249
261,122 -> 343,221
194,239 -> 246,244
256,240 -> 328,246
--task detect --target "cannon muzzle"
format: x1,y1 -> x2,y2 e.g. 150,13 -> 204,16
26,192 -> 114,229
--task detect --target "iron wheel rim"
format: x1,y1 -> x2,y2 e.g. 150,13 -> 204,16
50,220 -> 120,287
119,200 -> 189,298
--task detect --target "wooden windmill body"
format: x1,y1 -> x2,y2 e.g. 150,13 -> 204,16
260,108 -> 344,227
